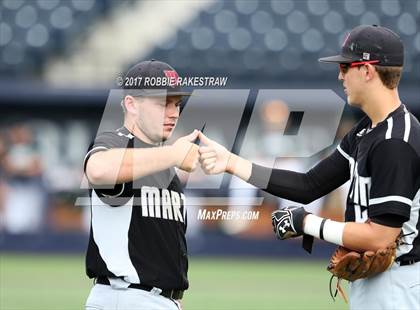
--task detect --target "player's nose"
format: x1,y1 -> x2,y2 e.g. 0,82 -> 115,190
166,104 -> 179,118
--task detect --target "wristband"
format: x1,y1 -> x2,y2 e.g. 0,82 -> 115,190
303,214 -> 345,246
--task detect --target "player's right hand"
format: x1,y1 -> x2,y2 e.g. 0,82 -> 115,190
171,130 -> 200,172
198,132 -> 230,175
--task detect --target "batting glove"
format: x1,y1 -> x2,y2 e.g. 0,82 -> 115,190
271,206 -> 309,240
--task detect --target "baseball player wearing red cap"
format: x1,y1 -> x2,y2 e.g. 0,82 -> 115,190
198,25 -> 420,309
84,60 -> 199,310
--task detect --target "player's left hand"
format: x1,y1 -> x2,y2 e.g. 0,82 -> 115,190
271,206 -> 309,240
328,241 -> 398,282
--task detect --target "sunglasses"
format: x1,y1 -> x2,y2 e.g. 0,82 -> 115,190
339,60 -> 380,74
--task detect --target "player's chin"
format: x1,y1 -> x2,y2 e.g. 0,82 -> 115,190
346,96 -> 358,107
162,128 -> 174,140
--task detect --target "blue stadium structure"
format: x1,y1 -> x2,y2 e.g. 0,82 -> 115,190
0,0 -> 418,83
147,0 -> 419,82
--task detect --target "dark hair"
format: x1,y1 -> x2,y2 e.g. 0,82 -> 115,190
375,66 -> 403,89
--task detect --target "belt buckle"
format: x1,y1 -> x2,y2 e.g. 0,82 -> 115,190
150,287 -> 163,296
109,277 -> 130,290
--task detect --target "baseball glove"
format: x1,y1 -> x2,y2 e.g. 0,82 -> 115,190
327,241 -> 397,303
327,242 -> 397,282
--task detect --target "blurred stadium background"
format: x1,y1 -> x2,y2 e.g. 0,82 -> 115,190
0,0 -> 418,309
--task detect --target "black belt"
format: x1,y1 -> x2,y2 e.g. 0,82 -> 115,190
96,277 -> 184,300
399,259 -> 420,266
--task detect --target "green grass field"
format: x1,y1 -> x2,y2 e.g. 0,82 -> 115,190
0,254 -> 347,310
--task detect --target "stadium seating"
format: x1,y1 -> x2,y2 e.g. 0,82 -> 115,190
0,0 -> 418,82
148,0 -> 420,81
0,0 -> 128,76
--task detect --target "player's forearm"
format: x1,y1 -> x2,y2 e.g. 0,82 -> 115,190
248,164 -> 318,204
303,214 -> 401,252
86,147 -> 176,185
224,153 -> 318,204
342,222 -> 401,252
246,150 -> 349,204
217,152 -> 329,205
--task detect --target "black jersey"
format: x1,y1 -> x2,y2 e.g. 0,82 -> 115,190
337,104 -> 420,262
83,127 -> 188,291
249,104 -> 420,263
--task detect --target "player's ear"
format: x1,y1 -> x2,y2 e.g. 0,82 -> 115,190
364,64 -> 376,82
124,95 -> 139,115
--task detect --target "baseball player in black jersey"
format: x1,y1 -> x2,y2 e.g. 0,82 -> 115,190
198,25 -> 420,309
84,60 -> 199,310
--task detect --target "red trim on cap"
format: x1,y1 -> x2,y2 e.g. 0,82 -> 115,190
349,60 -> 380,67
